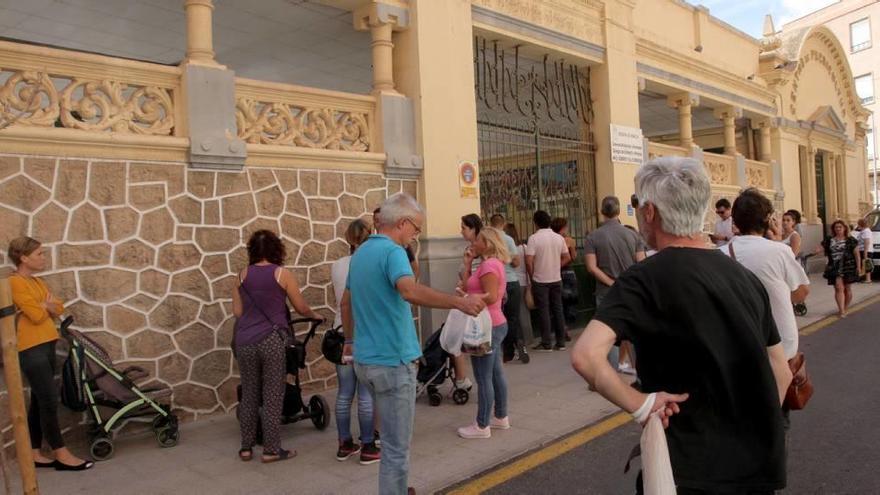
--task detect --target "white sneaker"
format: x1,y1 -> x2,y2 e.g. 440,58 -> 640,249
489,416 -> 510,430
618,362 -> 636,376
454,378 -> 473,391
457,423 -> 491,439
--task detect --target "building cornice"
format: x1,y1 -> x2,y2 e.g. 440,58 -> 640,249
471,4 -> 605,63
636,39 -> 776,115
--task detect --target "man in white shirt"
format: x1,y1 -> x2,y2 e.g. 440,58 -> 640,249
526,210 -> 571,351
724,189 -> 810,360
710,198 -> 734,246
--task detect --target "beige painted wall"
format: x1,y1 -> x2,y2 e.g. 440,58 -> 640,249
396,0 -> 480,237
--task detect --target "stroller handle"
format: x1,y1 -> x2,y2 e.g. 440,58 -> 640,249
288,317 -> 324,344
59,315 -> 75,337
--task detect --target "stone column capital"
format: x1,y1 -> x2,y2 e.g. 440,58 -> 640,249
752,118 -> 775,130
713,106 -> 743,120
353,2 -> 410,31
667,92 -> 699,109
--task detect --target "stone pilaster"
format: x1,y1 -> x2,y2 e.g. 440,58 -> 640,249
180,0 -> 246,170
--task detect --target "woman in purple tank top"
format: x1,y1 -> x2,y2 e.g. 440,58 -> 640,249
231,230 -> 323,463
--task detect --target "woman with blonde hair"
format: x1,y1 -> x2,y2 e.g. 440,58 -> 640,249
7,236 -> 94,471
330,219 -> 380,464
457,227 -> 512,439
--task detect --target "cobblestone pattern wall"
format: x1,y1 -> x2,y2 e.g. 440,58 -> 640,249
0,154 -> 417,436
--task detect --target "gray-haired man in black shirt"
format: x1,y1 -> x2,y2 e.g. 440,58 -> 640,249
571,157 -> 792,494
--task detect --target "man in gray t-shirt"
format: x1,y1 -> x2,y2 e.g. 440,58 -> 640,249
585,196 -> 646,373
585,196 -> 647,300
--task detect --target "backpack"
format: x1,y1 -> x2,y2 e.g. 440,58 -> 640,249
60,346 -> 87,412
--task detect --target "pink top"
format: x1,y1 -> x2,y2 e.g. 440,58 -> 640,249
466,257 -> 507,326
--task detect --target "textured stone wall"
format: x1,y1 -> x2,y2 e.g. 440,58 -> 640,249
0,154 -> 417,429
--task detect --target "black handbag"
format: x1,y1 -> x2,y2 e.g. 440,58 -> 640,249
321,326 -> 345,365
561,270 -> 579,302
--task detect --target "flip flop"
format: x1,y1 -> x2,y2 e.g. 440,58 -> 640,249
261,448 -> 296,463
54,460 -> 94,471
238,448 -> 253,462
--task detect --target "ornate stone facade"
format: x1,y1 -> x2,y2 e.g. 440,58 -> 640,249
0,154 -> 417,429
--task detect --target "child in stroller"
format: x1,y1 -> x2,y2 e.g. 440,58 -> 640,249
59,316 -> 178,461
417,326 -> 470,406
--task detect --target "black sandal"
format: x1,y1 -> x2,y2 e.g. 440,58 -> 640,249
261,448 -> 296,463
238,448 -> 253,462
54,460 -> 94,471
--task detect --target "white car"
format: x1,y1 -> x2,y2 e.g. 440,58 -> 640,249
863,209 -> 880,269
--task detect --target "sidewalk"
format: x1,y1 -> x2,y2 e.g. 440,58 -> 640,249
11,275 -> 880,495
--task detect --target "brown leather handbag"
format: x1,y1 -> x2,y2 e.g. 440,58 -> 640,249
784,352 -> 814,410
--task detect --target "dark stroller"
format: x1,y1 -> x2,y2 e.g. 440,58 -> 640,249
417,327 -> 470,407
59,317 -> 179,461
236,317 -> 330,436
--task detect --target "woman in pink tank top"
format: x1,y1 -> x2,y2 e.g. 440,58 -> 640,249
457,227 -> 512,440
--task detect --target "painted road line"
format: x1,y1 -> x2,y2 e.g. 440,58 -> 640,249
445,412 -> 631,495
800,294 -> 880,336
446,294 -> 880,494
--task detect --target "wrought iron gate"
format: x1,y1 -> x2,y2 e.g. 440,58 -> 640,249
477,119 -> 597,248
474,36 -> 598,249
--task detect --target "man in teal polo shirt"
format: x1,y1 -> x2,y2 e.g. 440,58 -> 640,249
341,193 -> 485,495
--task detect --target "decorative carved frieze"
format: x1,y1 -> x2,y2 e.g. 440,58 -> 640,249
235,98 -> 371,152
745,160 -> 771,189
703,153 -> 735,185
1,69 -> 174,135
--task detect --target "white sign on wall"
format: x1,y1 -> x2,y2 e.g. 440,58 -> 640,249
610,124 -> 644,166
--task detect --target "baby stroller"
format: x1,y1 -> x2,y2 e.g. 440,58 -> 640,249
59,316 -> 179,461
235,317 -> 330,437
416,326 -> 470,407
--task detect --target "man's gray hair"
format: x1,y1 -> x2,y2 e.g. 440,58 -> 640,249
378,193 -> 424,226
634,157 -> 710,237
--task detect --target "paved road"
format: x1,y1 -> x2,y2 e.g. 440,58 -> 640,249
479,300 -> 880,495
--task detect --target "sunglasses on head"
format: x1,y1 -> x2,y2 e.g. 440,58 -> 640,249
630,194 -> 639,209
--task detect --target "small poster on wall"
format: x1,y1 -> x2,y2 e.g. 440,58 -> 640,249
459,161 -> 479,198
610,124 -> 644,166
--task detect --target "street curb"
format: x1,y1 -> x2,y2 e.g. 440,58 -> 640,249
439,412 -> 630,494
799,293 -> 880,336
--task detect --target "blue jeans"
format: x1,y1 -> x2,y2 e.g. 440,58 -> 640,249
470,323 -> 509,428
355,362 -> 417,495
335,363 -> 374,444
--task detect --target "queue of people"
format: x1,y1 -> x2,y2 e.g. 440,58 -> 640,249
8,157 -> 874,495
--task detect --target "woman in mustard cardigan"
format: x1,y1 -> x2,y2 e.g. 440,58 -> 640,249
8,237 -> 93,471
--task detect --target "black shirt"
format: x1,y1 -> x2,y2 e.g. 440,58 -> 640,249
595,248 -> 785,492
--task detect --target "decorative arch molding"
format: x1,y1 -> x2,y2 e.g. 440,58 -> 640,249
788,27 -> 865,127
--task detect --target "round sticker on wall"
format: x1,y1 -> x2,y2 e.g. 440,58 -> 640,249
458,161 -> 478,198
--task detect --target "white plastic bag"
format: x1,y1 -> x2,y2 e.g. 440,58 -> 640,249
439,310 -> 466,356
461,309 -> 492,356
640,412 -> 676,495
441,309 -> 492,356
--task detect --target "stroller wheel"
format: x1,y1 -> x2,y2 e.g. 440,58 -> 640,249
90,436 -> 114,461
429,391 -> 443,407
156,425 -> 180,448
452,388 -> 469,405
309,395 -> 331,430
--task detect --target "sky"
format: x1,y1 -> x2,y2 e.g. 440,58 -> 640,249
693,0 -> 838,38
